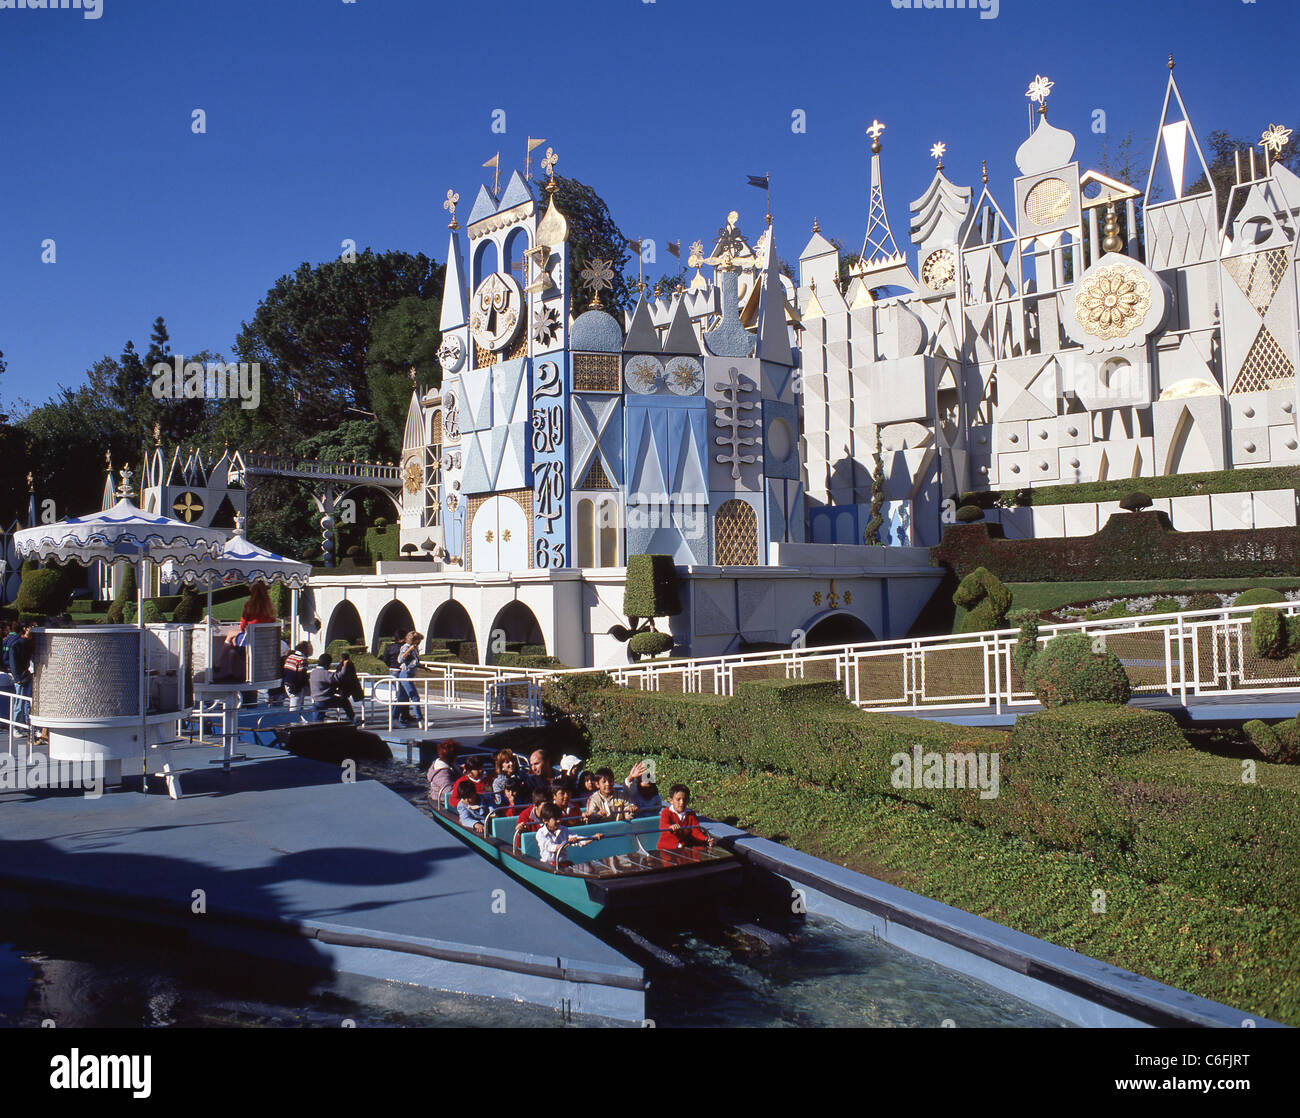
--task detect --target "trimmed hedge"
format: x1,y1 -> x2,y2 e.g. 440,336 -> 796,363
628,630 -> 674,657
933,514 -> 1300,582
15,565 -> 72,617
1243,716 -> 1300,764
543,677 -> 1297,908
960,465 -> 1300,509
1234,587 -> 1287,608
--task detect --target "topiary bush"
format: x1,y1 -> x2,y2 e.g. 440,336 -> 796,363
141,599 -> 164,624
1242,716 -> 1300,764
623,555 -> 681,620
15,563 -> 73,618
955,504 -> 984,523
171,585 -> 204,623
628,630 -> 674,658
1233,587 -> 1286,608
1250,607 -> 1288,658
123,602 -> 138,625
1009,610 -> 1040,677
1185,592 -> 1221,612
1024,633 -> 1131,707
952,566 -> 1011,633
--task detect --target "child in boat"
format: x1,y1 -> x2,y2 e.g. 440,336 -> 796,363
623,761 -> 662,814
513,787 -> 551,836
497,777 -> 528,817
584,768 -> 637,823
491,749 -> 521,804
577,769 -> 600,804
449,755 -> 490,808
457,787 -> 488,836
549,778 -> 584,824
658,784 -> 714,850
534,803 -> 604,868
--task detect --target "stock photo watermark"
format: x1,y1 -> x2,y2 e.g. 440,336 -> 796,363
0,0 -> 102,18
151,357 -> 261,410
890,744 -> 1000,799
0,754 -> 103,798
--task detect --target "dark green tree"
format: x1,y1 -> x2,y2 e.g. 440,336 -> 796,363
366,294 -> 443,453
1187,127 -> 1300,229
863,430 -> 885,545
551,176 -> 632,318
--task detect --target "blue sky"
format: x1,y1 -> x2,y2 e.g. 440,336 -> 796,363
1,0 -> 1293,412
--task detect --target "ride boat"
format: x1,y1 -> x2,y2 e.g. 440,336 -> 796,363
426,777 -> 741,921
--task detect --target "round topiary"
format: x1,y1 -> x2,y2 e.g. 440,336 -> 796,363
374,517 -> 388,530
955,504 -> 985,523
627,630 -> 674,658
15,565 -> 73,618
1250,607 -> 1288,659
1242,717 -> 1299,764
1233,588 -> 1286,608
1025,633 -> 1131,707
1119,491 -> 1153,511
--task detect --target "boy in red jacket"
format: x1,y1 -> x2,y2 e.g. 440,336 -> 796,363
658,784 -> 714,850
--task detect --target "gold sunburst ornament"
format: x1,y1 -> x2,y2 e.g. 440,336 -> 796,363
443,189 -> 460,230
403,459 -> 423,494
1073,265 -> 1151,341
1260,123 -> 1293,160
1026,74 -> 1053,111
580,258 -> 615,309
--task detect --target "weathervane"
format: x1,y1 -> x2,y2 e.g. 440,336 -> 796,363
580,258 -> 615,309
708,211 -> 746,271
929,141 -> 946,170
1026,74 -> 1053,114
444,189 -> 460,230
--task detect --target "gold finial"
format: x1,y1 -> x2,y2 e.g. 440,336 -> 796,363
579,258 -> 615,309
1101,199 -> 1124,253
27,471 -> 34,493
811,216 -> 820,233
866,118 -> 885,154
105,448 -> 112,469
409,366 -> 418,385
930,141 -> 946,170
1260,123 -> 1293,163
541,146 -> 559,193
653,279 -> 664,297
981,159 -> 988,184
443,189 -> 460,230
1026,74 -> 1053,115
1168,52 -> 1175,71
153,421 -> 161,447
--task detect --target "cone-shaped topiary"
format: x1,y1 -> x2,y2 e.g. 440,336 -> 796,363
1024,633 -> 1131,707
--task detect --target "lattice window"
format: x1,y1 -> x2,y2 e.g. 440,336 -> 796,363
1230,326 -> 1296,394
573,353 -> 621,391
1222,248 -> 1288,314
714,498 -> 758,566
504,332 -> 528,362
431,410 -> 442,445
580,456 -> 615,489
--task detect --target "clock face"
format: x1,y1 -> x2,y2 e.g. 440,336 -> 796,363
469,272 -> 524,354
921,248 -> 956,292
438,334 -> 465,373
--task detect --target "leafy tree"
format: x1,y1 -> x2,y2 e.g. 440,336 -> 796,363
551,175 -> 632,318
864,430 -> 885,544
234,249 -> 441,446
1187,127 -> 1300,229
366,294 -> 443,452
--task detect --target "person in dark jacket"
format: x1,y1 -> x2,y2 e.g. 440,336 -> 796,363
336,652 -> 366,724
308,654 -> 352,721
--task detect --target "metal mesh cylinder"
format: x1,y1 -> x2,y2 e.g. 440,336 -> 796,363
248,623 -> 281,683
33,629 -> 142,720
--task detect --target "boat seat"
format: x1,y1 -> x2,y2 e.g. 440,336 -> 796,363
517,816 -> 662,863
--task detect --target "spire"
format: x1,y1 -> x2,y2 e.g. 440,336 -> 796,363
440,227 -> 468,331
860,120 -> 906,267
402,386 -> 424,454
1144,57 -> 1212,207
756,225 -> 793,365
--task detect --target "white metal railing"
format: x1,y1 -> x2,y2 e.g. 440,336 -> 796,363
327,602 -> 1300,727
0,685 -> 32,759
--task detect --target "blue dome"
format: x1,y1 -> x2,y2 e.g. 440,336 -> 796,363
570,309 -> 623,353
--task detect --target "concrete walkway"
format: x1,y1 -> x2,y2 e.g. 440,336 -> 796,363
0,744 -> 643,1022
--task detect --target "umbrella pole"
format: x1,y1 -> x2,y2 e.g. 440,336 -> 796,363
138,555 -> 147,791
291,587 -> 299,649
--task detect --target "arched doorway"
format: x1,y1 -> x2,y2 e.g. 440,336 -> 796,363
324,599 -> 365,649
803,611 -> 874,648
486,600 -> 545,664
373,598 -> 416,655
429,599 -> 478,664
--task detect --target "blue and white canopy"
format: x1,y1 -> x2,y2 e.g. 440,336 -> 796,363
14,497 -> 228,566
166,530 -> 311,589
